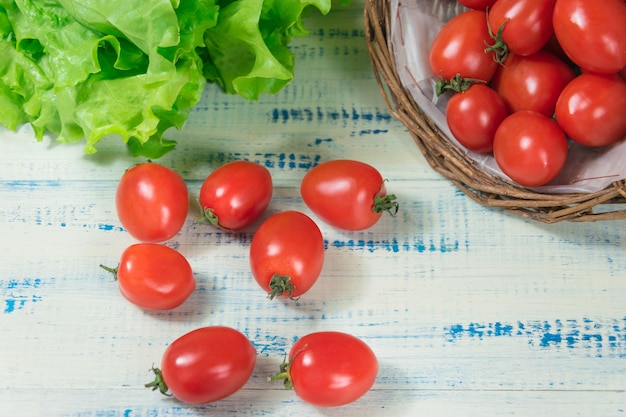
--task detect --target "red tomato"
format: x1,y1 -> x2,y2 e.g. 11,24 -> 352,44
446,84 -> 508,153
271,331 -> 378,407
457,0 -> 496,10
429,10 -> 499,82
146,326 -> 256,404
493,111 -> 569,187
300,160 -> 398,231
491,51 -> 576,117
249,211 -> 325,300
553,0 -> 626,74
199,160 -> 272,230
116,162 -> 188,243
555,73 -> 626,147
487,0 -> 556,57
101,243 -> 195,310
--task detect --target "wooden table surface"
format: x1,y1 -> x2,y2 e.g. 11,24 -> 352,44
1,1 -> 625,416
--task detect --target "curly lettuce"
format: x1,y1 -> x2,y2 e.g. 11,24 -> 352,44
0,0 -> 331,158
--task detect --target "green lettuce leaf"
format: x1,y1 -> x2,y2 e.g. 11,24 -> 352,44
0,0 -> 331,158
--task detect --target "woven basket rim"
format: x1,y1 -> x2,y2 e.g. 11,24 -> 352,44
363,0 -> 626,223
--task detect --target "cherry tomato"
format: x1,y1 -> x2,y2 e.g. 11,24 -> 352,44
493,111 -> 569,187
270,331 -> 378,407
553,0 -> 626,74
491,51 -> 576,117
300,160 -> 398,231
445,84 -> 509,153
487,0 -> 555,58
101,243 -> 195,310
199,160 -> 273,230
429,10 -> 499,82
116,162 -> 189,243
555,73 -> 626,147
249,211 -> 325,300
146,326 -> 256,404
456,0 -> 496,10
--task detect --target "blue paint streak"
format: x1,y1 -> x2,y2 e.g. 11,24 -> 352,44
329,237 -> 460,254
270,107 -> 392,124
444,318 -> 626,357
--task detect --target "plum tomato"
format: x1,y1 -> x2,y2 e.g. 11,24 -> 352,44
270,331 -> 378,407
429,10 -> 499,83
493,110 -> 569,187
487,0 -> 556,58
199,160 -> 273,230
553,0 -> 626,74
249,211 -> 325,300
146,326 -> 256,404
456,0 -> 496,10
300,160 -> 398,231
555,73 -> 626,147
446,83 -> 509,153
115,162 -> 189,243
101,243 -> 195,310
491,51 -> 576,117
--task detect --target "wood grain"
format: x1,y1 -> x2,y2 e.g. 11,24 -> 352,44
1,1 -> 625,416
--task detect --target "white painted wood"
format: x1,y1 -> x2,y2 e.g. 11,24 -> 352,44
1,2 -> 625,416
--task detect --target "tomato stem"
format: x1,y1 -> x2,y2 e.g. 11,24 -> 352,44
267,354 -> 294,389
267,346 -> 308,390
484,9 -> 509,65
435,74 -> 487,96
99,264 -> 119,281
145,365 -> 172,397
373,182 -> 399,216
199,206 -> 220,228
268,274 -> 299,300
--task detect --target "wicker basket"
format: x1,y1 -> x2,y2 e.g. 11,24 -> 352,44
363,0 -> 626,223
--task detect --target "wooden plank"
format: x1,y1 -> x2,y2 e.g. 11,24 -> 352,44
1,1 -> 625,416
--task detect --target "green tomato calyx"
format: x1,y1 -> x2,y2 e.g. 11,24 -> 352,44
145,366 -> 172,397
373,182 -> 399,216
268,274 -> 299,301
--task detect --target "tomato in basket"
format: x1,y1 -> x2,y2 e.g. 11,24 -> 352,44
555,73 -> 626,148
456,0 -> 496,10
552,0 -> 626,74
446,83 -> 508,153
270,331 -> 378,407
493,111 -> 568,187
491,51 -> 576,117
198,160 -> 273,230
487,0 -> 556,58
429,10 -> 498,83
146,326 -> 256,404
100,243 -> 195,310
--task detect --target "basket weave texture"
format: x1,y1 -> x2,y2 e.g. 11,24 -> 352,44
363,0 -> 626,223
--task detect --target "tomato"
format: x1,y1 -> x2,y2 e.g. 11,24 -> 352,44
445,84 -> 508,153
249,211 -> 325,300
300,160 -> 398,231
101,243 -> 195,310
456,0 -> 496,10
116,162 -> 189,243
487,0 -> 555,58
491,51 -> 576,117
553,0 -> 626,74
146,326 -> 256,404
199,160 -> 273,230
493,111 -> 569,187
429,10 -> 499,83
555,73 -> 626,147
270,331 -> 378,407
